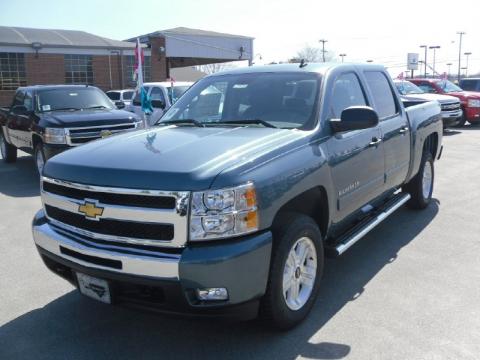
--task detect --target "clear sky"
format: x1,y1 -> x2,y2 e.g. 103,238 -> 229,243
1,0 -> 479,76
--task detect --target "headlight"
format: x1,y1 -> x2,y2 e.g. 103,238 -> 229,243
190,182 -> 258,241
44,128 -> 66,144
468,99 -> 480,108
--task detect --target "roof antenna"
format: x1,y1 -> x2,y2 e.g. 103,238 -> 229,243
299,59 -> 308,68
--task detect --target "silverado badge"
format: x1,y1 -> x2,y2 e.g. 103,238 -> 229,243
78,200 -> 104,220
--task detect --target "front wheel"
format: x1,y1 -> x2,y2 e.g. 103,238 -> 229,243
34,142 -> 46,175
260,214 -> 324,330
0,130 -> 17,163
453,115 -> 466,128
404,151 -> 434,209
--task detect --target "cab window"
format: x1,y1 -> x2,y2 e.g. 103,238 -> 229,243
364,71 -> 398,119
330,73 -> 367,119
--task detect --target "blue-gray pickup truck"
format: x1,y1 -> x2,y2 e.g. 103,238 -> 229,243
32,63 -> 442,329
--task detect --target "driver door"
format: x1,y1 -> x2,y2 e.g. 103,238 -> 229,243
325,72 -> 385,221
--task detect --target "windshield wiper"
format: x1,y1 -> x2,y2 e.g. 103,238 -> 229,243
160,119 -> 205,127
213,119 -> 277,128
85,105 -> 108,109
51,107 -> 81,112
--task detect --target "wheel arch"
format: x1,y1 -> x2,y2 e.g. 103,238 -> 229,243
272,186 -> 329,239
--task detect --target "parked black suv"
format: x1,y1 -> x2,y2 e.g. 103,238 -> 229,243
0,85 -> 142,173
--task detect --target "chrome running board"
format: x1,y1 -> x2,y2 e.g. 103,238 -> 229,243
330,193 -> 411,256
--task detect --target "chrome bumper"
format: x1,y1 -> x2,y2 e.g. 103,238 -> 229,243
441,109 -> 462,119
33,221 -> 180,280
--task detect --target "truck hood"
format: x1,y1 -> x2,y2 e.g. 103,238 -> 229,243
44,126 -> 306,191
443,91 -> 480,101
405,93 -> 459,104
41,108 -> 139,127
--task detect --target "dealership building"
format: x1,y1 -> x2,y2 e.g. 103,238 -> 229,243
0,26 -> 254,106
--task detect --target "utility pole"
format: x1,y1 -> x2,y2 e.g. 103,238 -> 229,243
429,46 -> 440,76
464,52 -> 472,77
339,53 -> 346,62
319,39 -> 328,62
457,31 -> 465,82
420,45 -> 428,78
446,63 -> 452,78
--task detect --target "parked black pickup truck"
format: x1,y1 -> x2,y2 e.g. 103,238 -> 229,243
0,85 -> 142,173
32,64 -> 442,329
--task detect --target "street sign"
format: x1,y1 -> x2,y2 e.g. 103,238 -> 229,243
407,53 -> 419,70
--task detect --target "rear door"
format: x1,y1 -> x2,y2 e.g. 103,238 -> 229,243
326,72 -> 385,220
364,71 -> 411,189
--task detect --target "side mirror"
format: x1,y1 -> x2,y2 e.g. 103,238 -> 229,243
12,105 -> 29,116
330,106 -> 379,133
151,99 -> 165,109
115,101 -> 125,109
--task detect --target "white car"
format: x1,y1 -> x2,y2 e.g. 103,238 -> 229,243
106,89 -> 135,108
394,80 -> 462,128
127,82 -> 193,126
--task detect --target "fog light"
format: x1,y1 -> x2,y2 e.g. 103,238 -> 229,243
196,287 -> 228,301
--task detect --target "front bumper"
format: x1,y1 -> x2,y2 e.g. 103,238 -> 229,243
464,107 -> 480,123
441,109 -> 463,127
43,143 -> 70,160
32,211 -> 272,319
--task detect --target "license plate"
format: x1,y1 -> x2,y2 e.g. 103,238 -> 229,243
76,272 -> 111,304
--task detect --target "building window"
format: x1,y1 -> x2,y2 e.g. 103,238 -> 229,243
65,54 -> 94,84
0,53 -> 26,90
124,55 -> 151,87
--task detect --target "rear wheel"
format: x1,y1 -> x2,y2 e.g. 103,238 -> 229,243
34,142 -> 46,175
260,214 -> 324,330
0,130 -> 17,163
404,151 -> 434,209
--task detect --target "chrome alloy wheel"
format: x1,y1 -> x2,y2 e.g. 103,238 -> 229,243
282,236 -> 317,311
422,160 -> 433,199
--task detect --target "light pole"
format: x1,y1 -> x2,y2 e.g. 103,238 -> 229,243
420,45 -> 428,78
464,52 -> 472,77
339,53 -> 346,62
446,63 -> 452,78
319,39 -> 328,62
429,46 -> 440,76
457,31 -> 466,82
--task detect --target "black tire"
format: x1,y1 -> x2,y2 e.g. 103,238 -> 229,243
453,115 -> 466,128
0,129 -> 17,163
404,151 -> 434,209
34,142 -> 46,175
260,213 -> 324,330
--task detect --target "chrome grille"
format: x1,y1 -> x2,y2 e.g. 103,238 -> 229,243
66,122 -> 139,146
41,177 -> 189,248
441,103 -> 461,111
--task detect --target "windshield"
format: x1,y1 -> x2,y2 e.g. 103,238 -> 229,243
123,91 -> 134,100
37,87 -> 114,112
106,91 -> 120,100
167,85 -> 190,103
436,80 -> 462,93
395,81 -> 424,95
159,72 -> 320,130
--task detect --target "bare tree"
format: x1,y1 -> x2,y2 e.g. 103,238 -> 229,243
294,45 -> 336,63
196,62 -> 235,75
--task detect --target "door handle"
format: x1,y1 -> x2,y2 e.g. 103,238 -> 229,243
369,137 -> 382,147
399,126 -> 409,134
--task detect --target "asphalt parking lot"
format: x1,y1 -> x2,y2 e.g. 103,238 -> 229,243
1,127 -> 480,360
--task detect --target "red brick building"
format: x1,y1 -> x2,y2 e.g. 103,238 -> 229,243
0,26 -> 254,106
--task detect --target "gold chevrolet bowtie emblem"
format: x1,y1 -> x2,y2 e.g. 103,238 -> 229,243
78,201 -> 104,220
